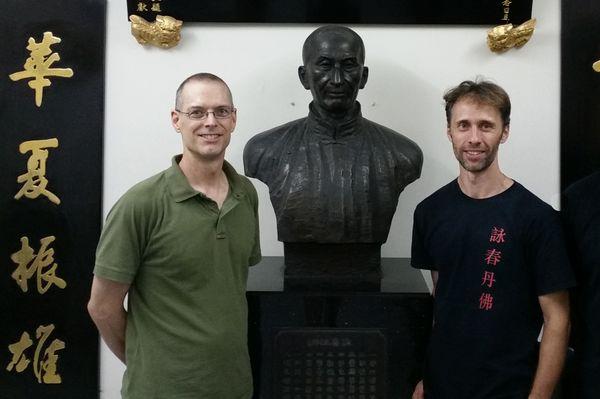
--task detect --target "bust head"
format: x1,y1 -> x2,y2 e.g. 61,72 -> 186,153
298,26 -> 369,119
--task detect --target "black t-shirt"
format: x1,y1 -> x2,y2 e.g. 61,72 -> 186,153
412,180 -> 575,399
562,171 -> 600,399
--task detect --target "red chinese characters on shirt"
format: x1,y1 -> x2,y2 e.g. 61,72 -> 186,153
489,227 -> 506,243
479,227 -> 508,311
481,271 -> 496,288
479,293 -> 494,310
485,249 -> 502,266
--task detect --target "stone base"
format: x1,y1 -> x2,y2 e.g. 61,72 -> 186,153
283,242 -> 382,292
247,257 -> 432,399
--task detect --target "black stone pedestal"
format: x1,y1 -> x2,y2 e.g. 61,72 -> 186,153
283,243 -> 382,292
247,257 -> 433,399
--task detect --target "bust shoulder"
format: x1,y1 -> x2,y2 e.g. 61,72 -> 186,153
243,117 -> 307,178
362,118 -> 423,169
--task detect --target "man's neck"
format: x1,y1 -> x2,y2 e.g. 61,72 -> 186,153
457,166 -> 513,199
178,154 -> 229,207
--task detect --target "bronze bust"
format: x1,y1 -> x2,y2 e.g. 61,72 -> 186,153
244,26 -> 423,289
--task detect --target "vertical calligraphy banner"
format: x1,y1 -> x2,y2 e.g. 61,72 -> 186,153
0,0 -> 105,397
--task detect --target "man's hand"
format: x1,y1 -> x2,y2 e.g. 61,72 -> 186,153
412,380 -> 425,399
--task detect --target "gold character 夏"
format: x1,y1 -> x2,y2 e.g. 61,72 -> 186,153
15,138 -> 61,205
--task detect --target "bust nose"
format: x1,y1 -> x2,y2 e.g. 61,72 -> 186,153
330,65 -> 343,85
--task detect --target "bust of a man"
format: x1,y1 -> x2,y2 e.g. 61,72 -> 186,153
244,26 -> 422,285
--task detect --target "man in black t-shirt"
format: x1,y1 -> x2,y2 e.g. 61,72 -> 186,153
562,171 -> 600,399
411,80 -> 575,399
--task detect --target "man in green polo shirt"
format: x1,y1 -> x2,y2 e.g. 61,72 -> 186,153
87,73 -> 261,399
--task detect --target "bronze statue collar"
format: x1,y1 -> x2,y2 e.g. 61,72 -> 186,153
307,102 -> 363,140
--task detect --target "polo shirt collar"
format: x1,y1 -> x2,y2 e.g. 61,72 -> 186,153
166,155 -> 246,203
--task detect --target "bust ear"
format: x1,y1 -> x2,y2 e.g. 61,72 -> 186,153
298,66 -> 310,90
359,66 -> 369,89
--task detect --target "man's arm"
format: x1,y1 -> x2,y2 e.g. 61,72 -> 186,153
412,270 -> 438,399
431,270 -> 438,297
87,275 -> 130,364
528,290 -> 570,399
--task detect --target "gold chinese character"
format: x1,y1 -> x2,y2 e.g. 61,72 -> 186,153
6,332 -> 33,373
10,235 -> 67,294
137,2 -> 148,11
15,138 -> 60,205
151,3 -> 162,12
502,0 -> 512,6
34,325 -> 65,384
6,324 -> 65,384
9,32 -> 74,107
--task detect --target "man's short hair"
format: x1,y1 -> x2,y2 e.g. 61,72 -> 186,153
302,25 -> 366,65
175,72 -> 233,109
443,79 -> 511,127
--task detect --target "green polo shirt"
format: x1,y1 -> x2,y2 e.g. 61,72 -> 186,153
94,156 -> 261,399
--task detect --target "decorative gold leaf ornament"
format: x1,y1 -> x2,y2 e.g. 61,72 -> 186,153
593,60 -> 600,72
129,14 -> 183,49
487,18 -> 536,53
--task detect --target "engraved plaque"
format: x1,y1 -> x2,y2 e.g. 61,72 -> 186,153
274,329 -> 386,399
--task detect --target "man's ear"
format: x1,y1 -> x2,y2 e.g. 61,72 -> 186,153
230,109 -> 237,132
298,66 -> 310,90
500,125 -> 509,143
171,110 -> 181,133
359,66 -> 369,89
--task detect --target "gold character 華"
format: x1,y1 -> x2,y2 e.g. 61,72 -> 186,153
9,32 -> 74,107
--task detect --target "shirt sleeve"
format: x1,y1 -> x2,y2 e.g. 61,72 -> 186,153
528,208 -> 576,296
247,181 -> 262,267
94,192 -> 148,284
411,203 -> 436,271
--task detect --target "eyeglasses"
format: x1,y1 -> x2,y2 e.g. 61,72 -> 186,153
175,106 -> 235,120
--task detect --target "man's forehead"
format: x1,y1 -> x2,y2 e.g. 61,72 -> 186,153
451,98 -> 501,120
180,80 -> 232,105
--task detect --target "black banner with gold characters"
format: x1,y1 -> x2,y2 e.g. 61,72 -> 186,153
0,0 -> 105,398
127,0 -> 532,25
561,0 -> 600,188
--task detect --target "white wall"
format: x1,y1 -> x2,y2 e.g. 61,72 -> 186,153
101,0 -> 561,397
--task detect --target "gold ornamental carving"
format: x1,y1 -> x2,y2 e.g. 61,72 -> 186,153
129,14 -> 183,49
487,18 -> 536,53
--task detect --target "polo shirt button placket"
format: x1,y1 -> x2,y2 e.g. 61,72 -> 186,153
215,216 -> 226,240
